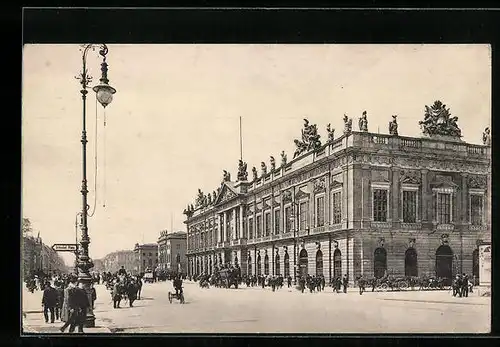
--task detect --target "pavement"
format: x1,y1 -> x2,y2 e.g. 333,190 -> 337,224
22,281 -> 490,334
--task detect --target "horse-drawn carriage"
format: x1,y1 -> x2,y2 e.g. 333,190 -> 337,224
218,267 -> 240,289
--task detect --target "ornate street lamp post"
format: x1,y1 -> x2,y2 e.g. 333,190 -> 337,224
76,44 -> 116,327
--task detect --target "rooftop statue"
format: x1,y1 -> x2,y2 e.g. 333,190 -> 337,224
326,123 -> 335,142
207,194 -> 212,205
195,189 -> 205,207
280,150 -> 287,166
293,139 -> 307,158
419,100 -> 462,138
252,166 -> 258,181
343,114 -> 352,135
482,127 -> 491,146
212,191 -> 217,202
261,161 -> 267,176
270,156 -> 276,171
222,170 -> 231,183
389,115 -> 399,136
359,111 -> 368,132
294,118 -> 322,158
237,159 -> 248,181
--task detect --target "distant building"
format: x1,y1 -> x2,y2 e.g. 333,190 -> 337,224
92,259 -> 105,273
102,250 -> 136,274
133,243 -> 159,273
22,235 -> 67,278
158,230 -> 187,274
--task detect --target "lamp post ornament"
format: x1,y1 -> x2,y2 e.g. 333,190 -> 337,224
76,44 -> 116,328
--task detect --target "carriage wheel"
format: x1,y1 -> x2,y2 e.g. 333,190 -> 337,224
398,281 -> 409,291
380,283 -> 389,291
168,292 -> 172,303
180,293 -> 185,304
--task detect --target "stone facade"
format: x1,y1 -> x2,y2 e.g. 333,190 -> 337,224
185,131 -> 490,284
102,250 -> 136,274
157,230 -> 187,274
22,235 -> 67,278
133,243 -> 159,274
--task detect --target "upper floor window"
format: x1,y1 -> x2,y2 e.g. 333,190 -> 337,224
402,188 -> 418,223
299,201 -> 309,230
274,209 -> 280,235
373,189 -> 388,222
284,206 -> 292,233
316,195 -> 325,227
437,192 -> 452,224
176,244 -> 180,250
256,215 -> 262,238
470,193 -> 484,226
332,191 -> 342,224
248,218 -> 254,239
265,212 -> 271,237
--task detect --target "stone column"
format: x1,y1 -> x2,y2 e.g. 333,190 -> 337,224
239,205 -> 244,239
392,167 -> 400,225
461,173 -> 468,225
421,169 -> 429,222
223,212 -> 227,242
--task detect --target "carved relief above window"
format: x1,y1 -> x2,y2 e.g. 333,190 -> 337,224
400,170 -> 421,185
282,190 -> 292,204
372,170 -> 390,182
468,175 -> 487,189
313,177 -> 326,193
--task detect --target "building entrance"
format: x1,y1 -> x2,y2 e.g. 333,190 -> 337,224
436,245 -> 453,284
299,249 -> 308,277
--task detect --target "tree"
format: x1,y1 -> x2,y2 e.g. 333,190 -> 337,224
22,218 -> 33,236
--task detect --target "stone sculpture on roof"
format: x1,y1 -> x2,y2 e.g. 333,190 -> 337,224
252,166 -> 258,181
419,100 -> 462,138
482,127 -> 491,146
293,118 -> 322,158
359,111 -> 368,132
281,150 -> 287,166
261,162 -> 267,176
326,123 -> 335,143
389,115 -> 399,136
343,114 -> 352,135
270,156 -> 276,172
237,159 -> 248,181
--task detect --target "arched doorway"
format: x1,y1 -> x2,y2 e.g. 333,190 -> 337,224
299,249 -> 308,277
316,250 -> 323,276
333,249 -> 342,278
248,255 -> 252,276
264,254 -> 269,275
374,247 -> 387,278
257,254 -> 262,276
405,248 -> 418,277
435,245 -> 453,283
472,248 -> 479,284
284,253 -> 290,277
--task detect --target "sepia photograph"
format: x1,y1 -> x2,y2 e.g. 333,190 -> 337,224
21,43 -> 491,334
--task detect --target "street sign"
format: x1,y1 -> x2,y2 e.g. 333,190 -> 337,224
52,243 -> 78,252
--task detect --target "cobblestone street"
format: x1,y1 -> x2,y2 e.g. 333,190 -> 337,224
22,281 -> 490,334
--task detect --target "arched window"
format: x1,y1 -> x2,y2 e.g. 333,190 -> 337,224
299,249 -> 308,277
264,254 -> 270,275
257,254 -> 262,276
472,248 -> 479,284
333,249 -> 342,278
316,250 -> 323,276
404,248 -> 418,277
435,245 -> 453,283
275,253 -> 281,275
248,255 -> 252,276
374,247 -> 387,279
284,253 -> 290,277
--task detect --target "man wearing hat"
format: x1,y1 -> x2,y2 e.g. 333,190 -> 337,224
41,282 -> 57,323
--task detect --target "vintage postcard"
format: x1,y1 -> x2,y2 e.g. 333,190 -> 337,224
21,43 -> 491,334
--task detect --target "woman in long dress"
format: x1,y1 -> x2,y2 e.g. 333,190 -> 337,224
60,283 -> 71,322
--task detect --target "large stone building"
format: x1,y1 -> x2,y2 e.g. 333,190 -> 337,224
158,230 -> 187,274
22,234 -> 67,278
134,243 -> 159,273
102,250 -> 136,274
184,104 -> 490,284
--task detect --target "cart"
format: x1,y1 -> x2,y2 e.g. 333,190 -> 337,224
168,289 -> 185,304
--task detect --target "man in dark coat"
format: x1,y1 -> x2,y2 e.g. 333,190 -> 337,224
42,282 -> 58,323
66,281 -> 90,333
118,266 -> 127,276
55,282 -> 64,321
342,274 -> 348,294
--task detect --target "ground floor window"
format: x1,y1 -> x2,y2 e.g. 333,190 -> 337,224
333,249 -> 342,278
299,249 -> 308,277
275,254 -> 280,275
405,248 -> 418,277
374,247 -> 387,278
264,254 -> 270,275
435,245 -> 453,282
316,250 -> 323,276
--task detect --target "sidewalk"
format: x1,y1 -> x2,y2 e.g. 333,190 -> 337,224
22,285 -> 113,334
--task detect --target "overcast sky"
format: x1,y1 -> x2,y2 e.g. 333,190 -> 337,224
22,44 -> 491,264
